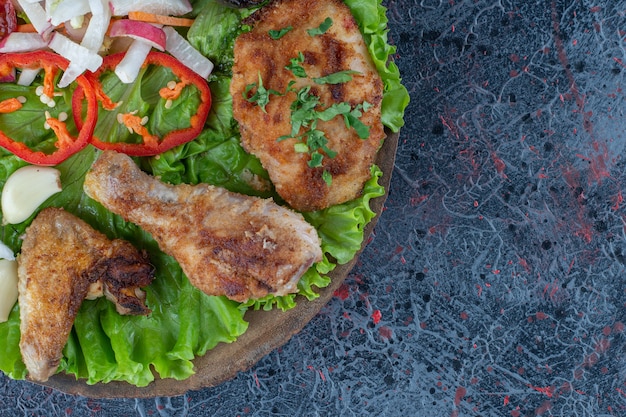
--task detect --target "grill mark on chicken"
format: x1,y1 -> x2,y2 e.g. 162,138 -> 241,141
231,0 -> 385,212
83,151 -> 323,303
17,207 -> 153,382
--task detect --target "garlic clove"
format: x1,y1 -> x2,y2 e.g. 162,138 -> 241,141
1,166 -> 62,225
0,240 -> 15,261
0,259 -> 18,323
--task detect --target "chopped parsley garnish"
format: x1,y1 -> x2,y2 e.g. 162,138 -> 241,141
313,70 -> 361,85
247,49 -> 372,185
344,102 -> 373,139
243,72 -> 283,112
277,85 -> 362,178
307,17 -> 333,36
269,26 -> 293,39
285,52 -> 307,78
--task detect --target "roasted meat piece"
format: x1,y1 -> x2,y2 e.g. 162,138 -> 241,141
83,151 -> 323,302
18,207 -> 153,382
230,0 -> 385,211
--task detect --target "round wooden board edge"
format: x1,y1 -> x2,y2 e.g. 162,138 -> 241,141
38,129 -> 400,398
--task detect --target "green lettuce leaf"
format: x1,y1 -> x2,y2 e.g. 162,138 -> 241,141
345,0 -> 410,132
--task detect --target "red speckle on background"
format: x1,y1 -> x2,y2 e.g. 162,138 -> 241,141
460,311 -> 469,320
614,322 -> 625,333
372,309 -> 382,324
578,140 -> 612,185
379,326 -> 392,340
595,337 -> 611,354
491,152 -> 506,178
612,191 -> 623,210
454,386 -> 467,406
535,311 -> 548,320
590,5 -> 601,12
334,284 -> 351,300
535,400 -> 553,415
529,385 -> 555,398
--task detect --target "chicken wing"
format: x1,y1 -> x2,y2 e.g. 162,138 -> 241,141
83,151 -> 322,303
18,207 -> 153,382
230,0 -> 385,211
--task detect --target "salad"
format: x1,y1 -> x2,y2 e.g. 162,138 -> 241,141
0,0 -> 408,387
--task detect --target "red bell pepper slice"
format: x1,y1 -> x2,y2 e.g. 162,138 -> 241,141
74,51 -> 211,156
0,51 -> 97,165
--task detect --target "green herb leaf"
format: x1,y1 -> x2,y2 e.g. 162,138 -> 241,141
285,52 -> 307,78
307,17 -> 333,36
345,113 -> 371,139
269,26 -> 293,40
316,102 -> 352,121
313,70 -> 361,85
294,142 -> 309,153
308,151 -> 324,168
243,72 -> 282,112
322,170 -> 333,186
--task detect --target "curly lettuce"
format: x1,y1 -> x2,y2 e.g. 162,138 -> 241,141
0,0 -> 408,386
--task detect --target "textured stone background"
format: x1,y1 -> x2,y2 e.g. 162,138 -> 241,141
2,1 -> 625,416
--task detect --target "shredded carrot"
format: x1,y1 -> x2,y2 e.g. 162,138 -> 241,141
16,24 -> 36,33
159,81 -> 187,100
46,117 -> 74,148
94,85 -> 120,111
0,98 -> 23,114
42,64 -> 57,99
120,113 -> 159,148
128,11 -> 194,27
18,22 -> 65,33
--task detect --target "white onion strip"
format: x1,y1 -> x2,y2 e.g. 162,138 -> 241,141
0,32 -> 49,53
16,0 -> 53,38
108,0 -> 192,17
163,26 -> 213,79
115,39 -> 152,84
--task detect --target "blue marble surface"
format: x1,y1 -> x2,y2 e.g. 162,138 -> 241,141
2,0 -> 625,416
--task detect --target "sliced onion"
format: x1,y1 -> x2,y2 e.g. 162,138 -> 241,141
163,26 -> 213,79
48,33 -> 103,72
0,32 -> 49,53
114,39 -> 152,84
17,68 -> 41,86
16,0 -> 53,38
45,0 -> 90,26
109,19 -> 166,51
63,16 -> 89,42
108,0 -> 192,16
57,61 -> 85,88
0,241 -> 15,261
80,0 -> 111,52
49,33 -> 104,87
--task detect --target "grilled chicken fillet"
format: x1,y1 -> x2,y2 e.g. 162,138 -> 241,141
231,0 -> 385,212
83,151 -> 322,302
18,207 -> 153,382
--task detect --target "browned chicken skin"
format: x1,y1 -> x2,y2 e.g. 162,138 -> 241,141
17,207 -> 153,382
83,151 -> 323,303
230,0 -> 385,212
